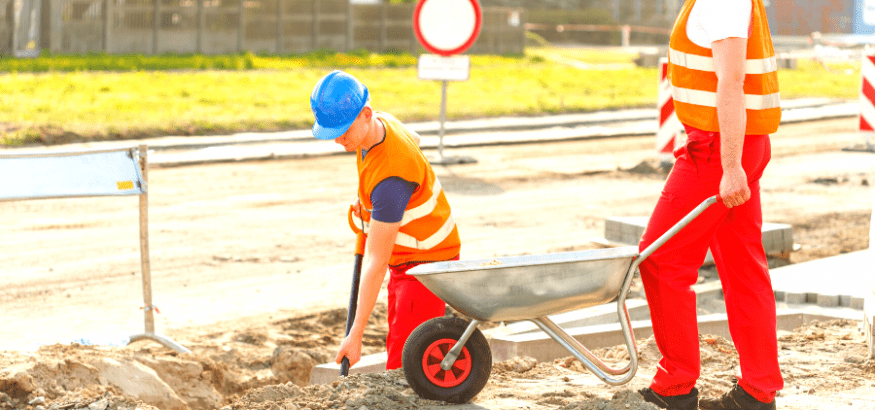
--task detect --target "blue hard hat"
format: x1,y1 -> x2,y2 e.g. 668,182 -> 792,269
310,70 -> 370,140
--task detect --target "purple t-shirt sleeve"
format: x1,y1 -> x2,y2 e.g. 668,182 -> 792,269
370,177 -> 418,223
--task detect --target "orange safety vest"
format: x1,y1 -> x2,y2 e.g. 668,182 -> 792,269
668,0 -> 781,135
348,112 -> 461,266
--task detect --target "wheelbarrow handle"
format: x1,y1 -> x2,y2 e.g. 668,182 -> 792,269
580,195 -> 721,384
636,195 -> 720,264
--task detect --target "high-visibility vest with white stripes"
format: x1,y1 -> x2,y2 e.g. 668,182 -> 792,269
349,112 -> 460,266
668,0 -> 781,135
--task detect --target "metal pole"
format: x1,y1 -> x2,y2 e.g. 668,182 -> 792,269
634,0 -> 641,23
312,0 -> 318,51
345,0 -> 352,52
237,0 -> 244,52
439,80 -> 447,160
138,145 -> 155,334
103,0 -> 110,52
379,0 -> 386,52
196,0 -> 203,53
276,0 -> 283,53
153,0 -> 159,54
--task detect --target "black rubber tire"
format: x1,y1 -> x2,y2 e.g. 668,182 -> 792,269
402,316 -> 492,404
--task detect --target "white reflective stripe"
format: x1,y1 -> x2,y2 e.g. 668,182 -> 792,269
669,48 -> 777,75
395,213 -> 456,250
672,86 -> 780,110
400,179 -> 441,227
669,48 -> 714,72
352,211 -> 456,251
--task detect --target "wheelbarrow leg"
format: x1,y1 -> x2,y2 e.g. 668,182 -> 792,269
440,319 -> 482,370
531,316 -> 637,386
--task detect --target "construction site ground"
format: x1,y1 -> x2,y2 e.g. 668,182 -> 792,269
1,117 -> 873,410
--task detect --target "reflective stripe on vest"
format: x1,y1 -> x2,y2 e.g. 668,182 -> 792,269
399,179 -> 442,226
672,86 -> 781,110
668,48 -> 777,75
350,178 -> 455,251
350,211 -> 456,251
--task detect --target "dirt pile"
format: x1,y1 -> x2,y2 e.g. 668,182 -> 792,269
2,309 -> 872,410
0,306 -> 388,410
227,371 -> 443,410
560,391 -> 659,410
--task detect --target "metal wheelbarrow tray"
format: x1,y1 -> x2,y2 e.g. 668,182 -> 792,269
400,196 -> 721,403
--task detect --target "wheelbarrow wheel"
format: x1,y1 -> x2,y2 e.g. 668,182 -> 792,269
402,316 -> 491,404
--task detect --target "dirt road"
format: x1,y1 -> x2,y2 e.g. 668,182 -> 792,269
0,117 -> 872,353
0,117 -> 873,410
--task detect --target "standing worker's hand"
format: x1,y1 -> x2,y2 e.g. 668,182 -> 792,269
352,199 -> 362,218
719,165 -> 750,208
336,332 -> 363,367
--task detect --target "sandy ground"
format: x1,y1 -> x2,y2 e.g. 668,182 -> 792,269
1,117 -> 874,409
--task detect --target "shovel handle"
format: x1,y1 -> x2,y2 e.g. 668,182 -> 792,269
341,232 -> 366,376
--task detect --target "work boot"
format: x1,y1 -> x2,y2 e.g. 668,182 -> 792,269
699,384 -> 776,410
638,387 -> 698,410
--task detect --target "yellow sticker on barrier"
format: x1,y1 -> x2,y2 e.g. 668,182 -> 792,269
117,181 -> 134,190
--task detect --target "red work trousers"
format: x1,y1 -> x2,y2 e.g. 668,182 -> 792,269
385,256 -> 457,370
638,125 -> 783,403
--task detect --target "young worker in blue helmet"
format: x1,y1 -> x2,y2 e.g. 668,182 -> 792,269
310,70 -> 461,370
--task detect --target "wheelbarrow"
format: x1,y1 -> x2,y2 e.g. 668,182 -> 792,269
401,196 -> 721,403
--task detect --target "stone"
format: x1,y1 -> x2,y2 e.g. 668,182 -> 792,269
785,292 -> 807,304
816,294 -> 839,307
0,371 -> 36,399
271,347 -> 321,386
92,358 -> 187,410
88,398 -> 108,410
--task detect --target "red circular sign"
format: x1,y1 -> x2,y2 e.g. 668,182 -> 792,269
413,0 -> 482,56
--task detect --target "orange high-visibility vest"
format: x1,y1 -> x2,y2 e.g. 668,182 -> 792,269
348,112 -> 460,266
668,0 -> 781,135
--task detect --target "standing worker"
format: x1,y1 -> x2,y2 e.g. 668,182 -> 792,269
310,70 -> 461,370
636,1 -> 782,409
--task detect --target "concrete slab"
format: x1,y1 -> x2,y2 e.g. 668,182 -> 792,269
603,217 -> 793,263
489,311 -> 854,363
484,299 -> 651,337
309,352 -> 388,385
771,250 -> 871,309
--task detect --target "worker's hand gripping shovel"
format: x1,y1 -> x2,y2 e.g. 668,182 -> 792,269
340,222 -> 366,376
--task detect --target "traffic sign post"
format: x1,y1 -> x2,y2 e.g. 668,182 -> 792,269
414,0 -> 481,165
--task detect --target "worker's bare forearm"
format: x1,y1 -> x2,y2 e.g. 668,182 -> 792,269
348,219 -> 401,338
712,37 -> 748,170
716,80 -> 746,170
348,261 -> 388,337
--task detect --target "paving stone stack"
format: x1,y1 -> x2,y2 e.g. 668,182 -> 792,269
866,284 -> 875,358
603,216 -> 793,264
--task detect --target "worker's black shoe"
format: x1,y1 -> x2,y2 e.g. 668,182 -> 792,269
699,384 -> 776,410
638,387 -> 698,410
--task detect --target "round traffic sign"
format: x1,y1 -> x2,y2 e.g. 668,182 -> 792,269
413,0 -> 482,56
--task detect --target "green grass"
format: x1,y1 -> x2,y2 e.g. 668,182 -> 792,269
526,46 -> 639,65
0,50 -> 419,72
0,51 -> 861,146
778,59 -> 860,99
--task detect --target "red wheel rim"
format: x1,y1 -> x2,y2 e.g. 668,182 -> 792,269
421,338 -> 472,388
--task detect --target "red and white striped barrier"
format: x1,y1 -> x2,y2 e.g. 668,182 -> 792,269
860,52 -> 875,136
657,58 -> 684,155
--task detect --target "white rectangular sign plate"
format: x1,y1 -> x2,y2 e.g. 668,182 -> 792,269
418,54 -> 471,81
866,0 -> 875,26
0,148 -> 145,201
